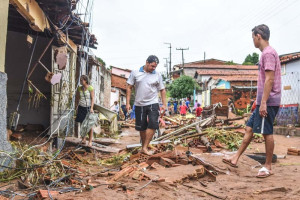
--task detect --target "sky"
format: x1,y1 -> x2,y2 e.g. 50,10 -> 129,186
89,0 -> 300,73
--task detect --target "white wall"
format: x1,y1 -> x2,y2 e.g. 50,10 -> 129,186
110,88 -> 119,108
285,60 -> 300,73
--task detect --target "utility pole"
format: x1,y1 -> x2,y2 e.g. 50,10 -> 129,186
176,47 -> 189,68
163,58 -> 169,79
164,43 -> 172,78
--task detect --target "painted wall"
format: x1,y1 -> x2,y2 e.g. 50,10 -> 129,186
216,80 -> 230,89
0,0 -> 9,72
6,31 -> 51,128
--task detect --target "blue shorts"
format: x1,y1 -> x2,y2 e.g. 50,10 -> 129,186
246,105 -> 279,135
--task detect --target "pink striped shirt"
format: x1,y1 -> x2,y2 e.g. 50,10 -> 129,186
256,46 -> 281,106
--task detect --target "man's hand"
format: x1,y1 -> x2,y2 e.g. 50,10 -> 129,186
160,105 -> 166,116
126,104 -> 131,113
259,102 -> 267,117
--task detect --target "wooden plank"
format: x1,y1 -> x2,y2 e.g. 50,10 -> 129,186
93,138 -> 120,145
126,140 -> 171,149
65,137 -> 121,153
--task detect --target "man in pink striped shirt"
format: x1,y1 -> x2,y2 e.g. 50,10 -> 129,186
223,24 -> 281,178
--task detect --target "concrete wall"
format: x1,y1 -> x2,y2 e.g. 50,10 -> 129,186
6,31 -> 51,128
100,65 -> 111,108
0,0 -> 9,72
284,60 -> 300,73
0,0 -> 12,170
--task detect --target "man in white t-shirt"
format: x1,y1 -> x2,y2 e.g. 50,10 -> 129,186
126,55 -> 167,155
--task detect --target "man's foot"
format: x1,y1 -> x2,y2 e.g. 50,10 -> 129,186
80,139 -> 87,145
222,158 -> 238,168
140,149 -> 153,156
88,142 -> 92,147
256,167 -> 273,178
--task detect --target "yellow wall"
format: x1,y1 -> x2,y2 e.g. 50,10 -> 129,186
0,0 -> 9,72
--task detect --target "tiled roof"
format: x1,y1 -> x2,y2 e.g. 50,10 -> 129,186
186,64 -> 258,70
280,52 -> 300,64
196,70 -> 258,75
211,75 -> 257,82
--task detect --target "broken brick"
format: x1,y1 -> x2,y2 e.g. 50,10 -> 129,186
159,157 -> 175,167
151,162 -> 165,170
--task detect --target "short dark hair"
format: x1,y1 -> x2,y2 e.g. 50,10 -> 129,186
80,75 -> 89,84
252,24 -> 270,41
146,55 -> 159,64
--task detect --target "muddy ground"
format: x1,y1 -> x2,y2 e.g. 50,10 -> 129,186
2,127 -> 300,200
57,128 -> 300,200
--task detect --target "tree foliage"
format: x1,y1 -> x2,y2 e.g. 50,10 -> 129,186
242,53 -> 259,65
168,75 -> 200,99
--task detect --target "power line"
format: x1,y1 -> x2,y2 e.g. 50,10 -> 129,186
164,43 -> 172,75
176,47 -> 189,68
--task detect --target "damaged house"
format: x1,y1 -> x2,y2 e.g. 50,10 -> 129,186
0,0 -> 110,160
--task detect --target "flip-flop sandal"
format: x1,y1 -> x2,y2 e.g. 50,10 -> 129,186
222,158 -> 238,168
256,167 -> 273,178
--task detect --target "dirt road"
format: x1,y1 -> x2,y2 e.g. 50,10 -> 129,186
57,128 -> 300,200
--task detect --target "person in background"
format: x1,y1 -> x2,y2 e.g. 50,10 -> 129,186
193,100 -> 198,112
111,101 -> 120,119
121,102 -> 127,120
173,101 -> 178,114
180,101 -> 188,118
186,98 -> 191,113
196,103 -> 203,121
130,105 -> 136,119
75,75 -> 95,147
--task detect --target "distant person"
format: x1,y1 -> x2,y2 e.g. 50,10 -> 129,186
130,105 -> 136,119
173,101 -> 178,114
196,103 -> 203,120
186,98 -> 191,113
193,100 -> 198,112
223,24 -> 281,179
180,101 -> 188,118
121,102 -> 127,120
111,101 -> 119,113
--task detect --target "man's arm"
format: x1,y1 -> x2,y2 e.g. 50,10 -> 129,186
259,70 -> 275,117
160,89 -> 167,112
126,84 -> 134,112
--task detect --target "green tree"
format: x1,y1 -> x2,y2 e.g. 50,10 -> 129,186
168,75 -> 200,99
242,53 -> 259,65
225,60 -> 238,65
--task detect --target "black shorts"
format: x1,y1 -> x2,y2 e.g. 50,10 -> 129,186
135,103 -> 160,131
246,105 -> 279,134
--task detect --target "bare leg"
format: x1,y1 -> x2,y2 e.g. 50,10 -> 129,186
140,131 -> 146,146
140,129 -> 155,155
88,129 -> 93,147
228,126 -> 253,165
263,134 -> 274,172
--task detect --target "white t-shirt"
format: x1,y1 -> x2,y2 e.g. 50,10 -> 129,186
127,66 -> 165,106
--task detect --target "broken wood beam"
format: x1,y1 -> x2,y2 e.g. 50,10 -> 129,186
154,117 -> 213,142
65,137 -> 121,153
126,140 -> 171,150
196,125 -> 212,152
